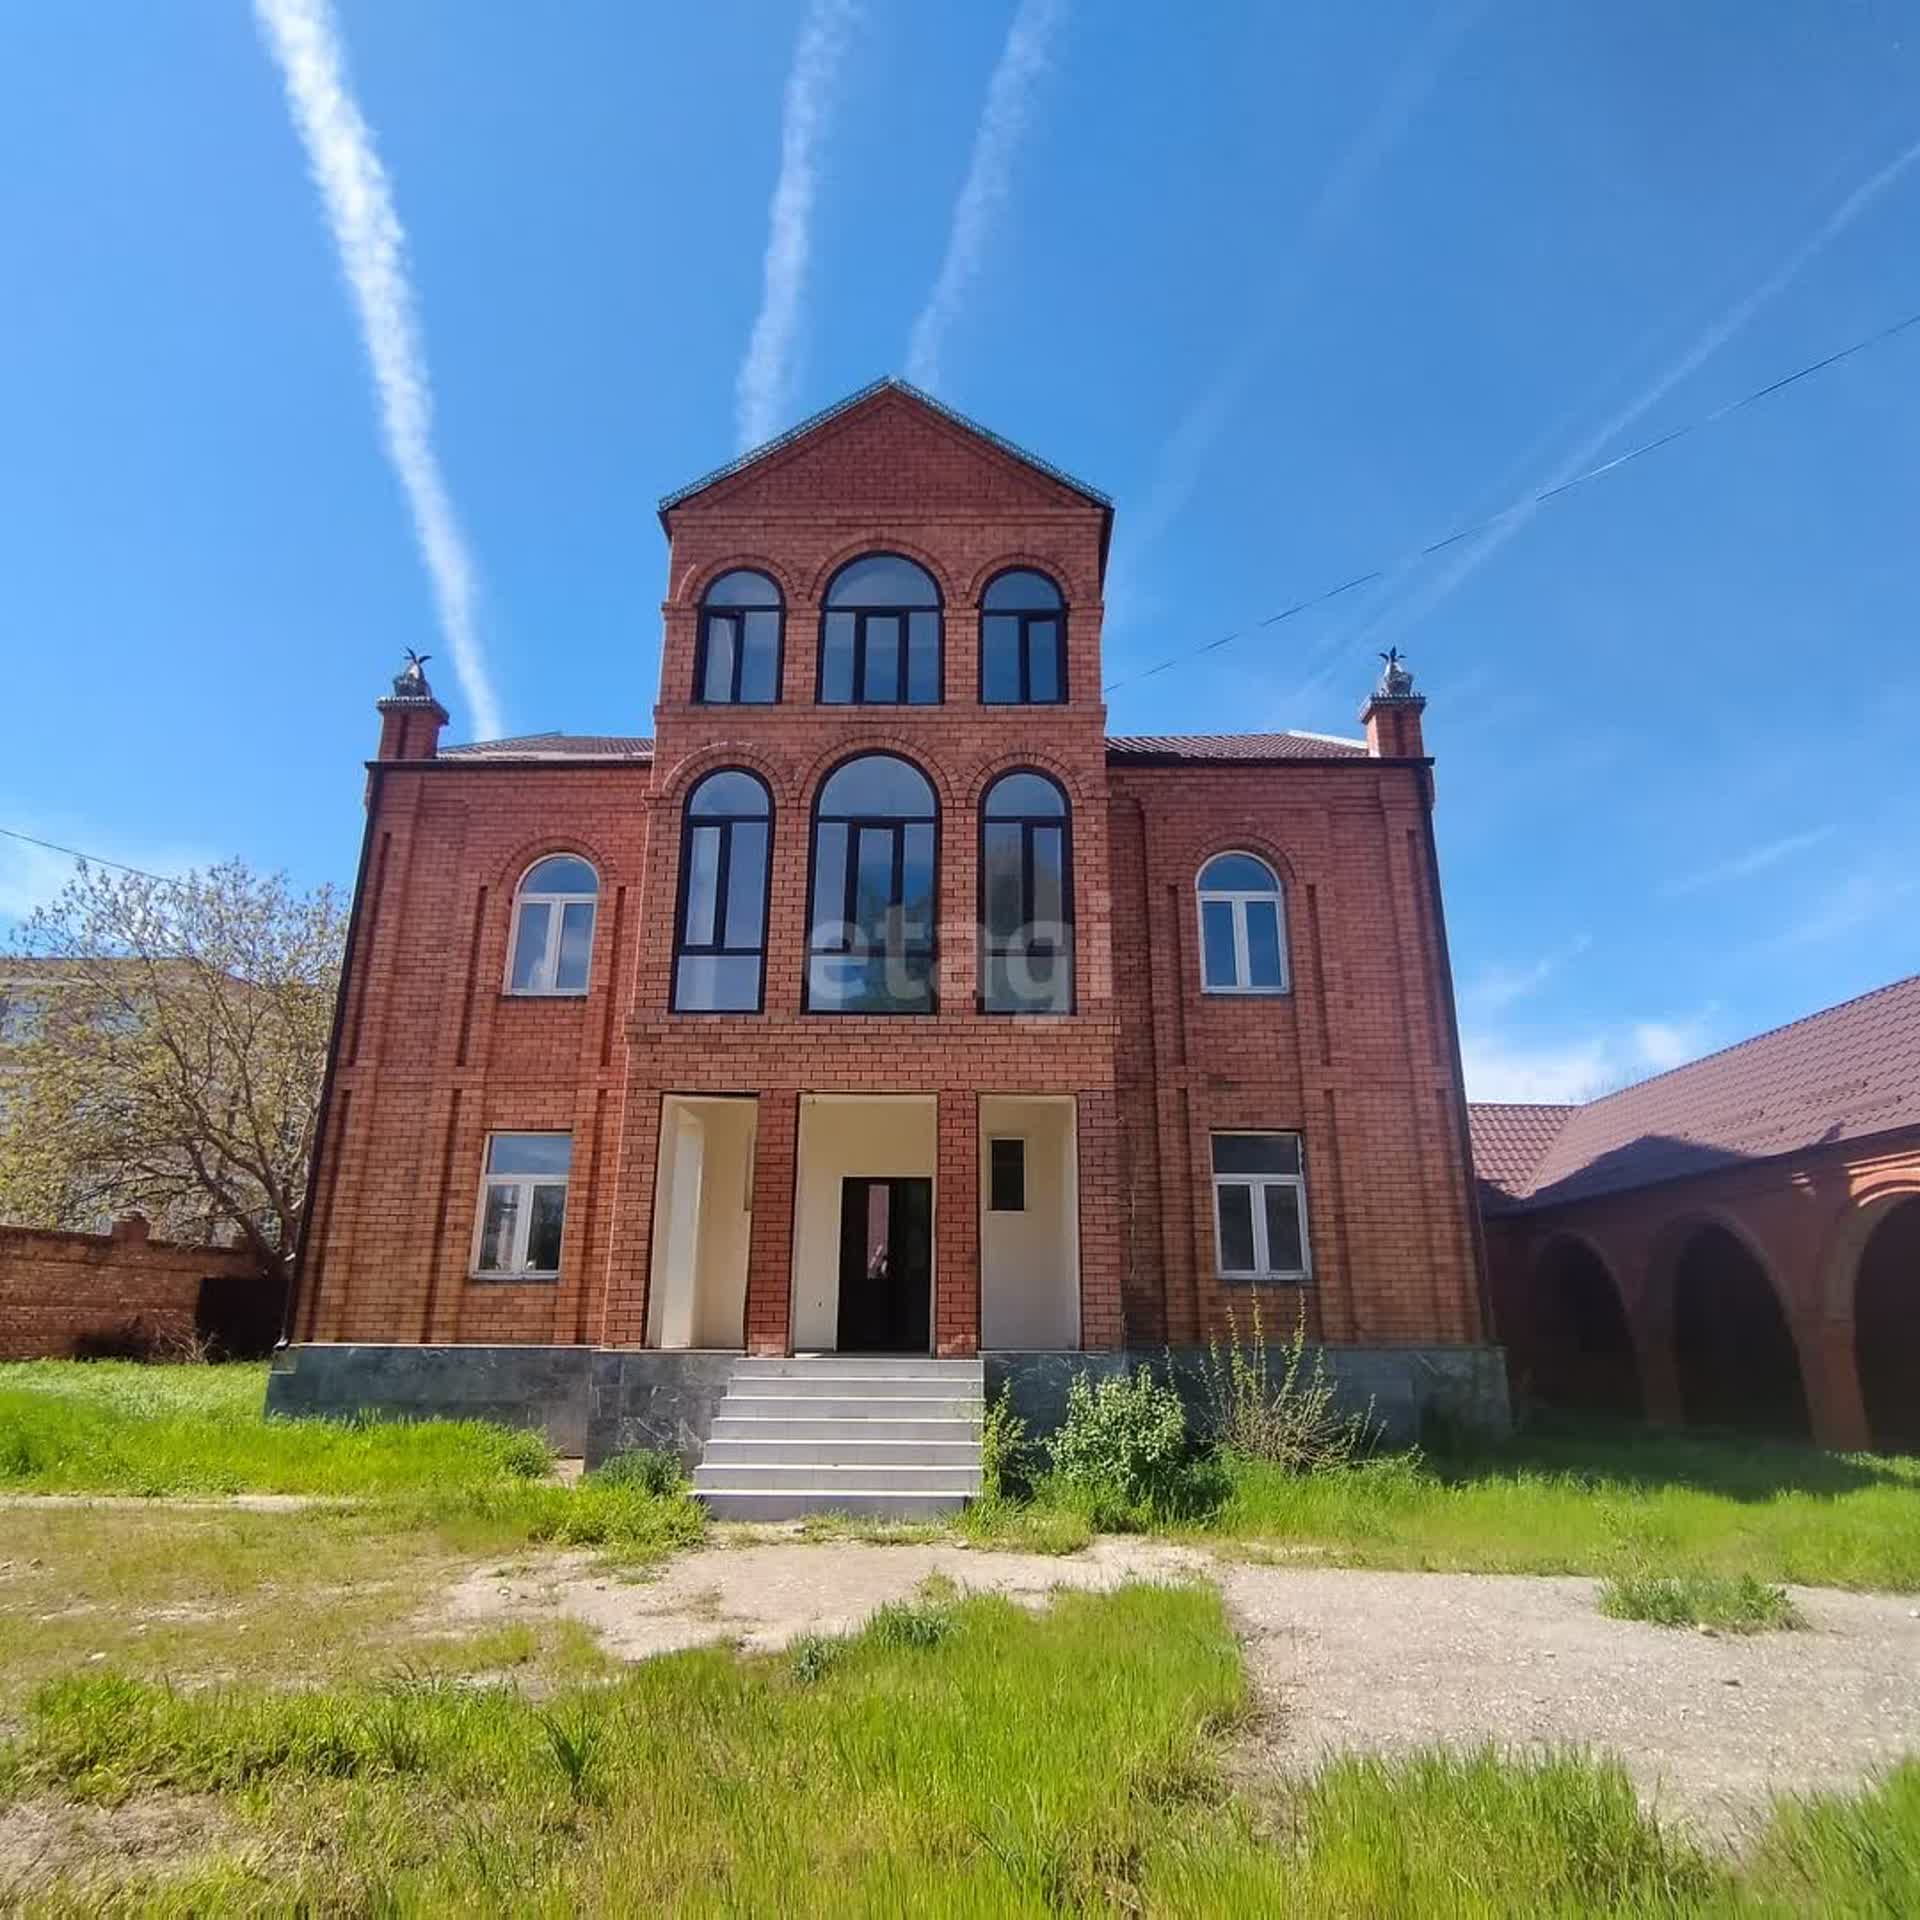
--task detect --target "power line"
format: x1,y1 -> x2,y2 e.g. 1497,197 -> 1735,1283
0,825 -> 176,886
1102,302 -> 1920,697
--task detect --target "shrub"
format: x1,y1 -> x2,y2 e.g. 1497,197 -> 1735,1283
1195,1297 -> 1381,1472
588,1447 -> 685,1496
1046,1368 -> 1190,1512
978,1387 -> 1030,1503
496,1428 -> 556,1478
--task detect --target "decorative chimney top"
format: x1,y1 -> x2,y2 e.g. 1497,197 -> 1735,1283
387,648 -> 439,703
1359,647 -> 1427,762
1374,647 -> 1417,701
375,648 -> 449,762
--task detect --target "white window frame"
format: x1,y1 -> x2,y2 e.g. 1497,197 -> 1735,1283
506,862 -> 599,996
1210,1131 -> 1311,1281
1196,854 -> 1288,995
470,1132 -> 571,1278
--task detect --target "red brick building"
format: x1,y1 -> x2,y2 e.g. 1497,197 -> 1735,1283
1474,973 -> 1920,1453
271,382 -> 1501,1478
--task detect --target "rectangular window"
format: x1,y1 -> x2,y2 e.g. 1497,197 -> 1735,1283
473,1132 -> 571,1278
1209,1132 -> 1309,1281
989,1137 -> 1026,1212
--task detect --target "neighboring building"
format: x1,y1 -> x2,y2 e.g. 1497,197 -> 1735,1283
273,379 -> 1500,1491
1473,972 -> 1920,1452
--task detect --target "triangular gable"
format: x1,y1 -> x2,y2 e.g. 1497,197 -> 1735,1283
658,379 -> 1112,526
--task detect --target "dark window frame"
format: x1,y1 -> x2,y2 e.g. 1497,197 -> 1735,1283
978,567 -> 1067,705
803,751 -> 941,1015
670,769 -> 774,1014
816,552 -> 944,707
978,768 -> 1074,1016
694,571 -> 785,706
989,1137 -> 1027,1212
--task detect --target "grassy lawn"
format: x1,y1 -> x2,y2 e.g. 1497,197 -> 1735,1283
0,1581 -> 1915,1912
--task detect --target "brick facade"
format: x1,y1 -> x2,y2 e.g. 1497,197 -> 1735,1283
293,385 -> 1488,1364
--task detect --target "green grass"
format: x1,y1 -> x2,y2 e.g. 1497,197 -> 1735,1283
1598,1570 -> 1806,1633
1,1583 -> 1915,1913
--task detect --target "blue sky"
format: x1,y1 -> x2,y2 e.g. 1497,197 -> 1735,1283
2,0 -> 1916,1099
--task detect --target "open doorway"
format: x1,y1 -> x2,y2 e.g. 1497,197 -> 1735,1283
836,1177 -> 933,1353
646,1095 -> 756,1348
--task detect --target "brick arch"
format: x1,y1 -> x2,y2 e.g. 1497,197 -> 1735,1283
1185,833 -> 1304,898
495,835 -> 621,897
1524,1230 -> 1642,1417
962,552 -> 1082,606
805,536 -> 957,607
793,737 -> 959,812
960,746 -> 1091,812
1841,1183 -> 1920,1451
669,553 -> 805,609
652,740 -> 800,812
1817,1171 -> 1920,1321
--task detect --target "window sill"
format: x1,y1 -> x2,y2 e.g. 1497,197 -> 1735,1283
468,1271 -> 562,1286
1218,1272 -> 1311,1286
1200,987 -> 1290,998
502,989 -> 590,1001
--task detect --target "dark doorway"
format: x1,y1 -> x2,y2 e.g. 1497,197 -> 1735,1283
1672,1225 -> 1810,1440
836,1177 -> 932,1353
1528,1239 -> 1641,1418
1856,1197 -> 1920,1453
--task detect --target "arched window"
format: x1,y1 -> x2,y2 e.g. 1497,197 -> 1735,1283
508,856 -> 598,995
980,770 -> 1071,1013
980,569 -> 1065,704
819,554 -> 941,705
807,753 -> 937,1012
672,771 -> 772,1011
696,569 -> 783,704
1196,852 -> 1287,994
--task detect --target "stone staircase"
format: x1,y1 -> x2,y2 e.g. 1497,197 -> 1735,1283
691,1356 -> 984,1522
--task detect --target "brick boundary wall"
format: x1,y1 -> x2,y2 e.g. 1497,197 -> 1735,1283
0,1216 -> 265,1360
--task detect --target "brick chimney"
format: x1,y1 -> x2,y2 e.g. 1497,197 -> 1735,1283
375,650 -> 449,761
1360,647 -> 1427,760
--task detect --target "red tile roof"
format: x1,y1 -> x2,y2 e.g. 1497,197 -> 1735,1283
1105,730 -> 1370,763
1471,972 -> 1920,1211
440,734 -> 655,761
1467,1103 -> 1577,1206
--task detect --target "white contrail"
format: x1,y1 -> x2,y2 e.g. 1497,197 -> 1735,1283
735,0 -> 859,453
905,0 -> 1068,392
254,0 -> 503,741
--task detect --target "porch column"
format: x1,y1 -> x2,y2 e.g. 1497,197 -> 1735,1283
936,1091 -> 980,1357
1076,1088 -> 1126,1350
743,1090 -> 798,1356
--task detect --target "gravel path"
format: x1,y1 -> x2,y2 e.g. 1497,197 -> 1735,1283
437,1541 -> 1920,1835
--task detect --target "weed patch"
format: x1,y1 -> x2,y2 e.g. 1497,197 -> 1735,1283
1598,1570 -> 1806,1633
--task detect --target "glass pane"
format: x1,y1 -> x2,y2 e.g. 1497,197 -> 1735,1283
900,823 -> 935,936
826,553 -> 938,607
477,1184 -> 518,1271
555,901 -> 595,990
1216,1184 -> 1256,1273
818,753 -> 935,818
1211,1133 -> 1298,1176
1027,619 -> 1061,701
700,614 -> 738,702
983,823 -> 1024,939
854,826 -> 895,944
906,611 -> 940,702
525,1183 -> 566,1272
1031,826 -> 1064,933
1199,852 -> 1277,893
809,951 -> 932,1013
863,614 -> 902,701
509,902 -> 550,990
724,821 -> 767,948
1264,1184 -> 1305,1272
740,610 -> 780,702
821,611 -> 855,703
811,823 -> 848,942
683,825 -> 721,947
984,771 -> 1065,818
488,1133 -> 573,1176
989,947 -> 1068,1014
989,1138 -> 1026,1211
689,770 -> 769,818
1200,899 -> 1238,988
524,856 -> 597,896
704,568 -> 779,608
982,615 -> 1021,702
1245,899 -> 1284,987
676,953 -> 762,1012
982,568 -> 1061,611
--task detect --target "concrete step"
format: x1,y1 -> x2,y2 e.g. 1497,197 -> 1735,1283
698,1489 -> 971,1522
723,1371 -> 983,1400
708,1414 -> 980,1443
733,1355 -> 983,1381
700,1437 -> 982,1467
693,1461 -> 982,1493
717,1393 -> 982,1421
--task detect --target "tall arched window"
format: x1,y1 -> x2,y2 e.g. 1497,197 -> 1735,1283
1196,852 -> 1287,994
980,770 -> 1071,1013
819,554 -> 941,705
807,753 -> 937,1012
696,569 -> 783,704
508,856 -> 599,995
672,771 -> 772,1012
980,569 -> 1065,704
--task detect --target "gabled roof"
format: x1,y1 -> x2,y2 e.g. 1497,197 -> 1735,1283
1470,971 -> 1920,1211
1467,1103 -> 1577,1208
439,734 -> 654,762
1107,730 -> 1370,764
657,376 -> 1112,522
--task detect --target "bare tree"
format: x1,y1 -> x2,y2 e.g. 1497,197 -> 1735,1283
0,860 -> 345,1282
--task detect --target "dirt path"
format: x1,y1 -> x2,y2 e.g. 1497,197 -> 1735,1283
435,1540 -> 1920,1836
